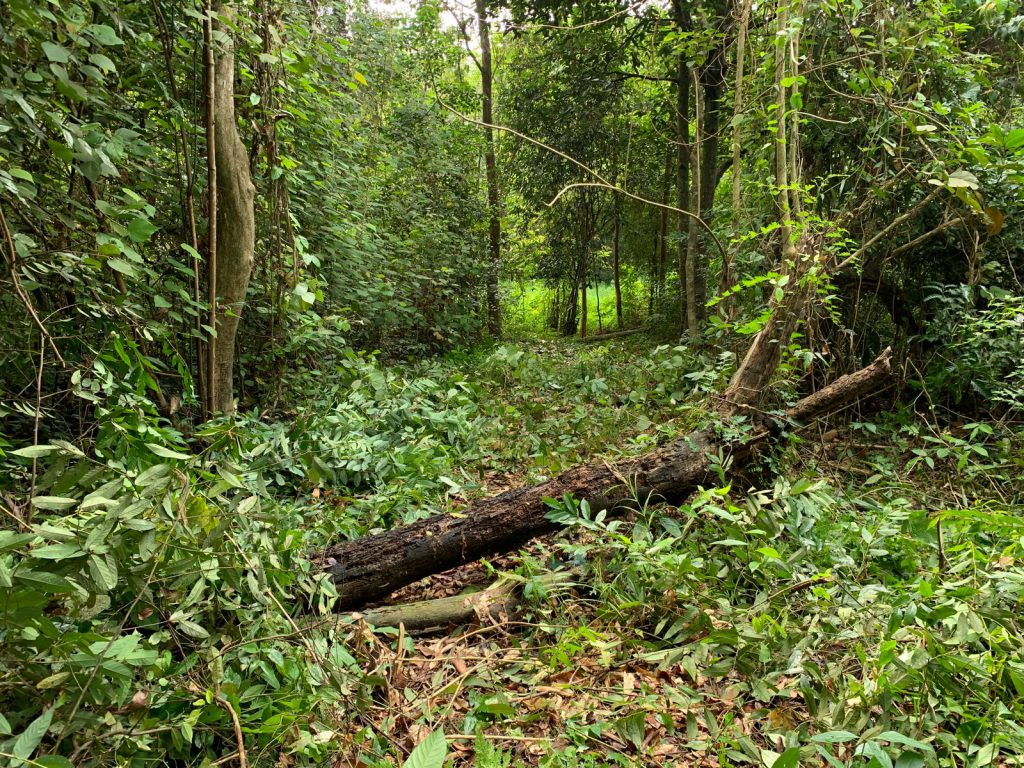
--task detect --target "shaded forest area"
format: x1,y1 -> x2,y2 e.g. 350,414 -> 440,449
1,0 -> 1023,766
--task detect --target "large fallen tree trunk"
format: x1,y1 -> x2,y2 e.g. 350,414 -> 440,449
322,348 -> 893,609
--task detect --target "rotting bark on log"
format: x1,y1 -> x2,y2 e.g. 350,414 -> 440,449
321,348 -> 893,610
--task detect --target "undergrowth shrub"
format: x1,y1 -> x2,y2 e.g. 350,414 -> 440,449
922,285 -> 1024,413
540,419 -> 1024,765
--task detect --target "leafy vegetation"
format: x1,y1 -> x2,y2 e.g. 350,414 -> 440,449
1,0 -> 1022,766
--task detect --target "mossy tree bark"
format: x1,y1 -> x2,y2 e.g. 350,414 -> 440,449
210,2 -> 255,415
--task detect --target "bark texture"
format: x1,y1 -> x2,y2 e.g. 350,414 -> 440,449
357,572 -> 570,631
673,0 -> 691,329
477,0 -> 502,339
211,3 -> 256,414
323,348 -> 892,609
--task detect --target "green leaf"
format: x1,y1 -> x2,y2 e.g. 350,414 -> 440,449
145,443 -> 191,460
0,712 -> 11,736
947,170 -> 979,189
858,741 -> 894,768
1004,129 -> 1024,151
401,729 -> 447,768
31,543 -> 84,560
895,752 -> 925,768
0,532 -> 35,553
87,24 -> 124,46
11,445 -> 57,458
36,671 -> 71,690
12,707 -> 53,765
878,732 -> 933,752
35,757 -> 75,768
972,744 -> 997,767
135,463 -> 170,486
89,554 -> 118,591
613,710 -> 648,750
774,747 -> 801,768
41,42 -> 70,63
107,257 -> 138,277
172,615 -> 210,639
127,216 -> 158,243
31,496 -> 79,511
89,53 -> 117,73
813,731 -> 859,743
16,569 -> 76,593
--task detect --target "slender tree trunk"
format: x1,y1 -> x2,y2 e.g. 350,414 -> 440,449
724,0 -> 752,319
210,2 -> 256,414
563,277 -> 579,335
723,0 -> 805,410
612,209 -> 623,328
694,36 -> 725,327
612,123 -> 630,329
658,149 -> 672,310
476,0 -> 502,339
773,0 -> 792,247
203,1 -> 218,416
549,283 -> 561,330
675,53 -> 690,331
580,251 -> 588,339
685,68 -> 702,337
788,4 -> 802,219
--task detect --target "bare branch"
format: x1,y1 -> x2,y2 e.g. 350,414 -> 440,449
435,98 -> 728,263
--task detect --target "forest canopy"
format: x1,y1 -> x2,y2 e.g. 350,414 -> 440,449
0,0 -> 1023,766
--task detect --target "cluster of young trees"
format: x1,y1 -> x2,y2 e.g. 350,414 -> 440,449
0,0 -> 494,433
489,0 -> 1023,352
1,0 -> 1022,433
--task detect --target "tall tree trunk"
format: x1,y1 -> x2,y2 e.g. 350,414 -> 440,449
476,0 -> 502,339
549,283 -> 561,330
612,208 -> 623,328
723,0 -> 804,410
210,2 -> 256,415
694,36 -> 726,327
685,68 -> 702,337
203,1 -> 217,415
580,252 -> 588,339
563,277 -> 579,335
674,52 -> 690,331
724,0 -> 753,320
658,148 -> 672,310
788,3 -> 803,219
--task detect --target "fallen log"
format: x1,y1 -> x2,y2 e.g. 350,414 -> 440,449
322,348 -> 893,610
579,328 -> 643,344
357,572 -> 572,631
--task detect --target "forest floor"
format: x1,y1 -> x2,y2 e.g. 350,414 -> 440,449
316,336 -> 1024,768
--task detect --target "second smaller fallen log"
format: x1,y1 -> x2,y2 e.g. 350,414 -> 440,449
358,572 -> 573,631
